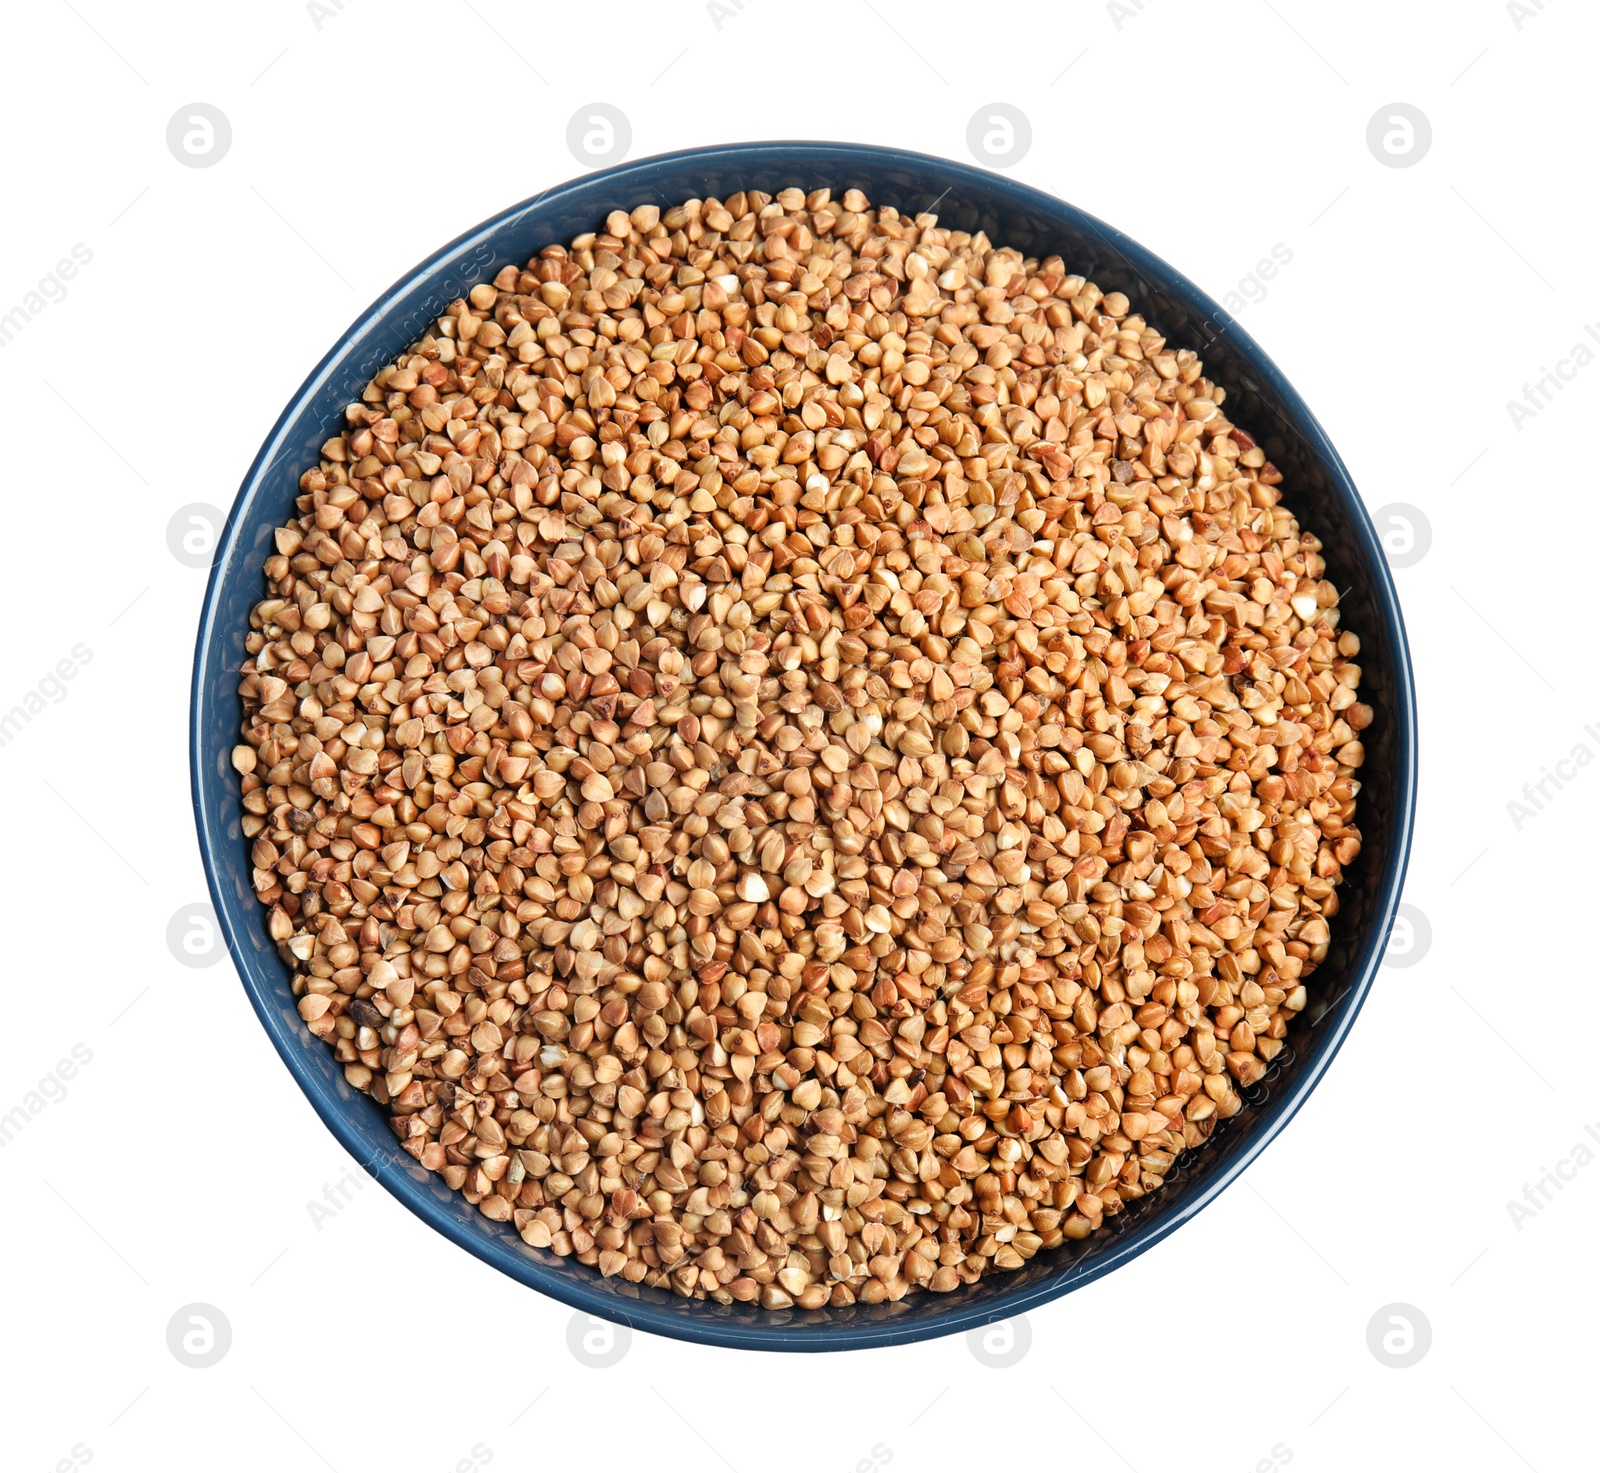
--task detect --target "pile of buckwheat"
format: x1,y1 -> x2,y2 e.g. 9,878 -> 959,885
234,186 -> 1368,1309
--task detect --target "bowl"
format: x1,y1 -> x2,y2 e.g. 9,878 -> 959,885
192,140 -> 1417,1351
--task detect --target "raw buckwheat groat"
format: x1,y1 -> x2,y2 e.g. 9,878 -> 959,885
234,186 -> 1367,1308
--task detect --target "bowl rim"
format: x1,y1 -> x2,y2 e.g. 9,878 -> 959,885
192,138 -> 1417,1352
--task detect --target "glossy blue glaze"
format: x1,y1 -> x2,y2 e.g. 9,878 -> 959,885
192,141 -> 1416,1351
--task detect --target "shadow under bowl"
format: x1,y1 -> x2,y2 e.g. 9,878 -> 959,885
191,140 -> 1417,1352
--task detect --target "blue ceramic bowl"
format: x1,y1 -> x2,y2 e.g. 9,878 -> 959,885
192,141 -> 1416,1351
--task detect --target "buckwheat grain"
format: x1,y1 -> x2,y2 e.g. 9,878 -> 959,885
235,186 -> 1364,1307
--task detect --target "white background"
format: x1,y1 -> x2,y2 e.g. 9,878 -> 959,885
0,1 -> 1589,1469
